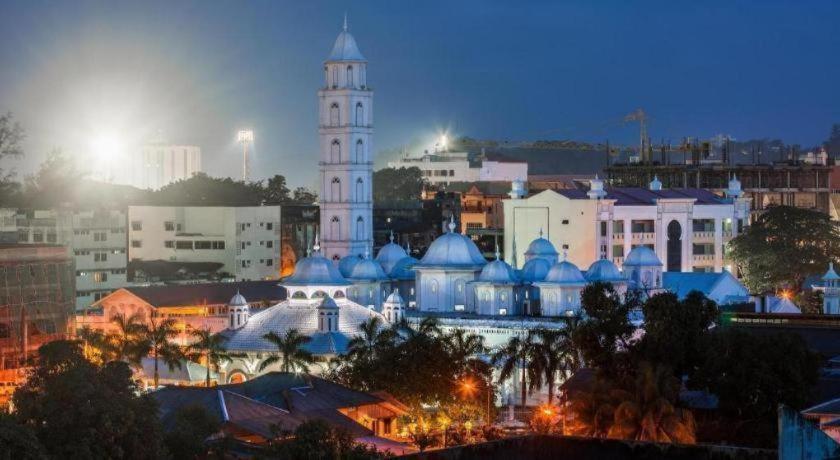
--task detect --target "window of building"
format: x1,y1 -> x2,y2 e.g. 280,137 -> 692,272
131,221 -> 142,231
94,252 -> 107,262
17,230 -> 28,242
266,240 -> 273,248
600,221 -> 608,237
177,223 -> 182,232
241,260 -> 251,268
562,219 -> 569,225
32,231 -> 43,242
176,241 -> 193,250
164,221 -> 175,231
47,233 -> 58,243
164,241 -> 174,248
212,241 -> 225,250
131,240 -> 142,248
194,241 -> 212,249
562,244 -> 569,249
449,169 -> 455,176
266,222 -> 273,230
94,231 -> 107,242
93,272 -> 108,283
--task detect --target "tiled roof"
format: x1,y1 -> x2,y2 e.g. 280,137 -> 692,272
121,280 -> 286,308
222,300 -> 386,355
140,357 -> 218,382
555,187 -> 726,205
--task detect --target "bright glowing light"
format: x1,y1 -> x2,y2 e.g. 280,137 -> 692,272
90,133 -> 123,160
538,404 -> 555,417
780,290 -> 792,300
439,134 -> 448,149
237,129 -> 254,143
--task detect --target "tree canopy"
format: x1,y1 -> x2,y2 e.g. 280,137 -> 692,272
372,167 -> 424,203
728,205 -> 840,293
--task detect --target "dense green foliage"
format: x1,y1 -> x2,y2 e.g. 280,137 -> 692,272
264,419 -> 385,460
11,341 -> 168,459
0,413 -> 46,460
372,167 -> 424,203
259,328 -> 316,373
163,406 -> 222,460
573,282 -> 638,376
729,205 -> 840,293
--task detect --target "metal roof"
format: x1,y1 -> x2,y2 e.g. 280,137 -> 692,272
555,187 -> 726,205
118,280 -> 286,308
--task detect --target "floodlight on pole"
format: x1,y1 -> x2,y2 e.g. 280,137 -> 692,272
237,130 -> 254,181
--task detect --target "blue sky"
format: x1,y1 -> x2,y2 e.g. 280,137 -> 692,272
1,1 -> 838,187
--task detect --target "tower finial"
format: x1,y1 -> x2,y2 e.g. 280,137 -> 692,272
343,12 -> 348,32
495,244 -> 500,260
313,234 -> 321,253
448,214 -> 456,233
539,228 -> 544,238
364,245 -> 370,260
389,230 -> 394,243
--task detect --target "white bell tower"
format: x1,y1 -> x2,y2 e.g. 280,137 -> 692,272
318,16 -> 374,261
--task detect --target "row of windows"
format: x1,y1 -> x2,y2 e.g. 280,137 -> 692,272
328,102 -> 366,127
423,169 -> 456,177
74,228 -> 125,235
74,248 -> 125,256
162,240 -> 226,250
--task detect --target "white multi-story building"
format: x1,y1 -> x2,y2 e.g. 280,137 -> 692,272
127,206 -> 282,281
388,150 -> 528,187
0,208 -> 128,310
318,19 -> 373,261
503,176 -> 751,273
132,143 -> 202,190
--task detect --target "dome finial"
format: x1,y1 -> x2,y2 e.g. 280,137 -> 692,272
389,230 -> 394,243
313,234 -> 321,253
405,239 -> 411,253
539,228 -> 543,238
448,214 -> 456,233
562,248 -> 568,261
343,12 -> 348,32
364,245 -> 370,260
495,244 -> 500,260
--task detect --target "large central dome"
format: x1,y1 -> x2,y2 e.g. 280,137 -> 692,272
416,219 -> 487,268
283,240 -> 349,286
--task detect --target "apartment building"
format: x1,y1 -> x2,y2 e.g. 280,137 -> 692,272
127,206 -> 284,282
503,177 -> 750,273
132,143 -> 202,190
0,209 -> 128,310
388,150 -> 527,186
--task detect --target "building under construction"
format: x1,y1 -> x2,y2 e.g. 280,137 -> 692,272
0,244 -> 75,406
606,157 -> 836,216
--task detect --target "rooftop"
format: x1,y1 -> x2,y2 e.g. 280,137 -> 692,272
555,187 -> 727,205
113,280 -> 286,308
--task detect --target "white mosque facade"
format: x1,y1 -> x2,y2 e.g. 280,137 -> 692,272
215,21 -> 755,400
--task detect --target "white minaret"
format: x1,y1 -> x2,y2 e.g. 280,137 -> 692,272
318,16 -> 374,261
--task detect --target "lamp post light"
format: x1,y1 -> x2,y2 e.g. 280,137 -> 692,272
237,129 -> 254,182
460,378 -> 493,427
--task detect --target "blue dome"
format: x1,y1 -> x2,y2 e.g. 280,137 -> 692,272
284,250 -> 349,286
389,256 -> 418,280
520,258 -> 552,282
623,246 -> 662,267
478,259 -> 517,283
544,260 -> 587,285
417,231 -> 486,268
229,291 -> 248,306
338,255 -> 362,278
586,259 -> 626,283
348,258 -> 388,281
525,236 -> 559,261
376,242 -> 407,275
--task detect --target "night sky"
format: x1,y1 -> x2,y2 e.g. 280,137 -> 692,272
1,0 -> 838,188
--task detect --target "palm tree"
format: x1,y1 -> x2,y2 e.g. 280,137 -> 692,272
491,334 -> 537,408
107,313 -> 145,364
187,328 -> 240,387
259,329 -> 315,373
445,328 -> 486,371
140,317 -> 184,388
347,317 -> 394,363
77,326 -> 113,364
607,363 -> 696,443
528,328 -> 580,405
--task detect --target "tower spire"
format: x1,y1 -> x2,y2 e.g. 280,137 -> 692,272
343,12 -> 348,31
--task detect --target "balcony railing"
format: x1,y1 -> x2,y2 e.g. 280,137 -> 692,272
631,232 -> 656,242
693,254 -> 715,263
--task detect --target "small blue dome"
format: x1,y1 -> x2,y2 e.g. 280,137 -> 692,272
327,29 -> 366,62
544,260 -> 586,285
525,236 -> 559,260
375,237 -> 408,275
417,222 -> 486,268
229,291 -> 248,306
478,259 -> 517,283
385,291 -> 404,305
520,258 -> 552,282
623,246 -> 662,267
389,256 -> 418,280
586,259 -> 626,283
338,255 -> 362,278
284,250 -> 349,286
348,258 -> 388,281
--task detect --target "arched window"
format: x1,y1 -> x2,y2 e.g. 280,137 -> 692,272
312,290 -> 328,298
355,139 -> 364,163
355,177 -> 364,201
334,290 -> 346,299
331,67 -> 338,89
329,102 -> 339,126
330,216 -> 340,240
331,139 -> 341,163
346,65 -> 353,87
356,216 -> 364,240
292,291 -> 307,299
355,102 -> 364,126
331,177 -> 341,202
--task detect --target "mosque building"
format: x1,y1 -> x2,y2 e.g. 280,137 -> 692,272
211,20 -> 755,405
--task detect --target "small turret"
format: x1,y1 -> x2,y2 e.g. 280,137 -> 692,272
587,175 -> 607,199
822,262 -> 840,315
649,175 -> 662,191
726,174 -> 743,199
317,296 -> 340,332
508,179 -> 526,199
382,291 -> 405,323
228,290 -> 250,329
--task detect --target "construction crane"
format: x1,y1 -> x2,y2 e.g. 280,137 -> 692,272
623,108 -> 648,162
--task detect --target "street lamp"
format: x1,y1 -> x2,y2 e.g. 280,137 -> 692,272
237,129 -> 254,182
460,378 -> 492,427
